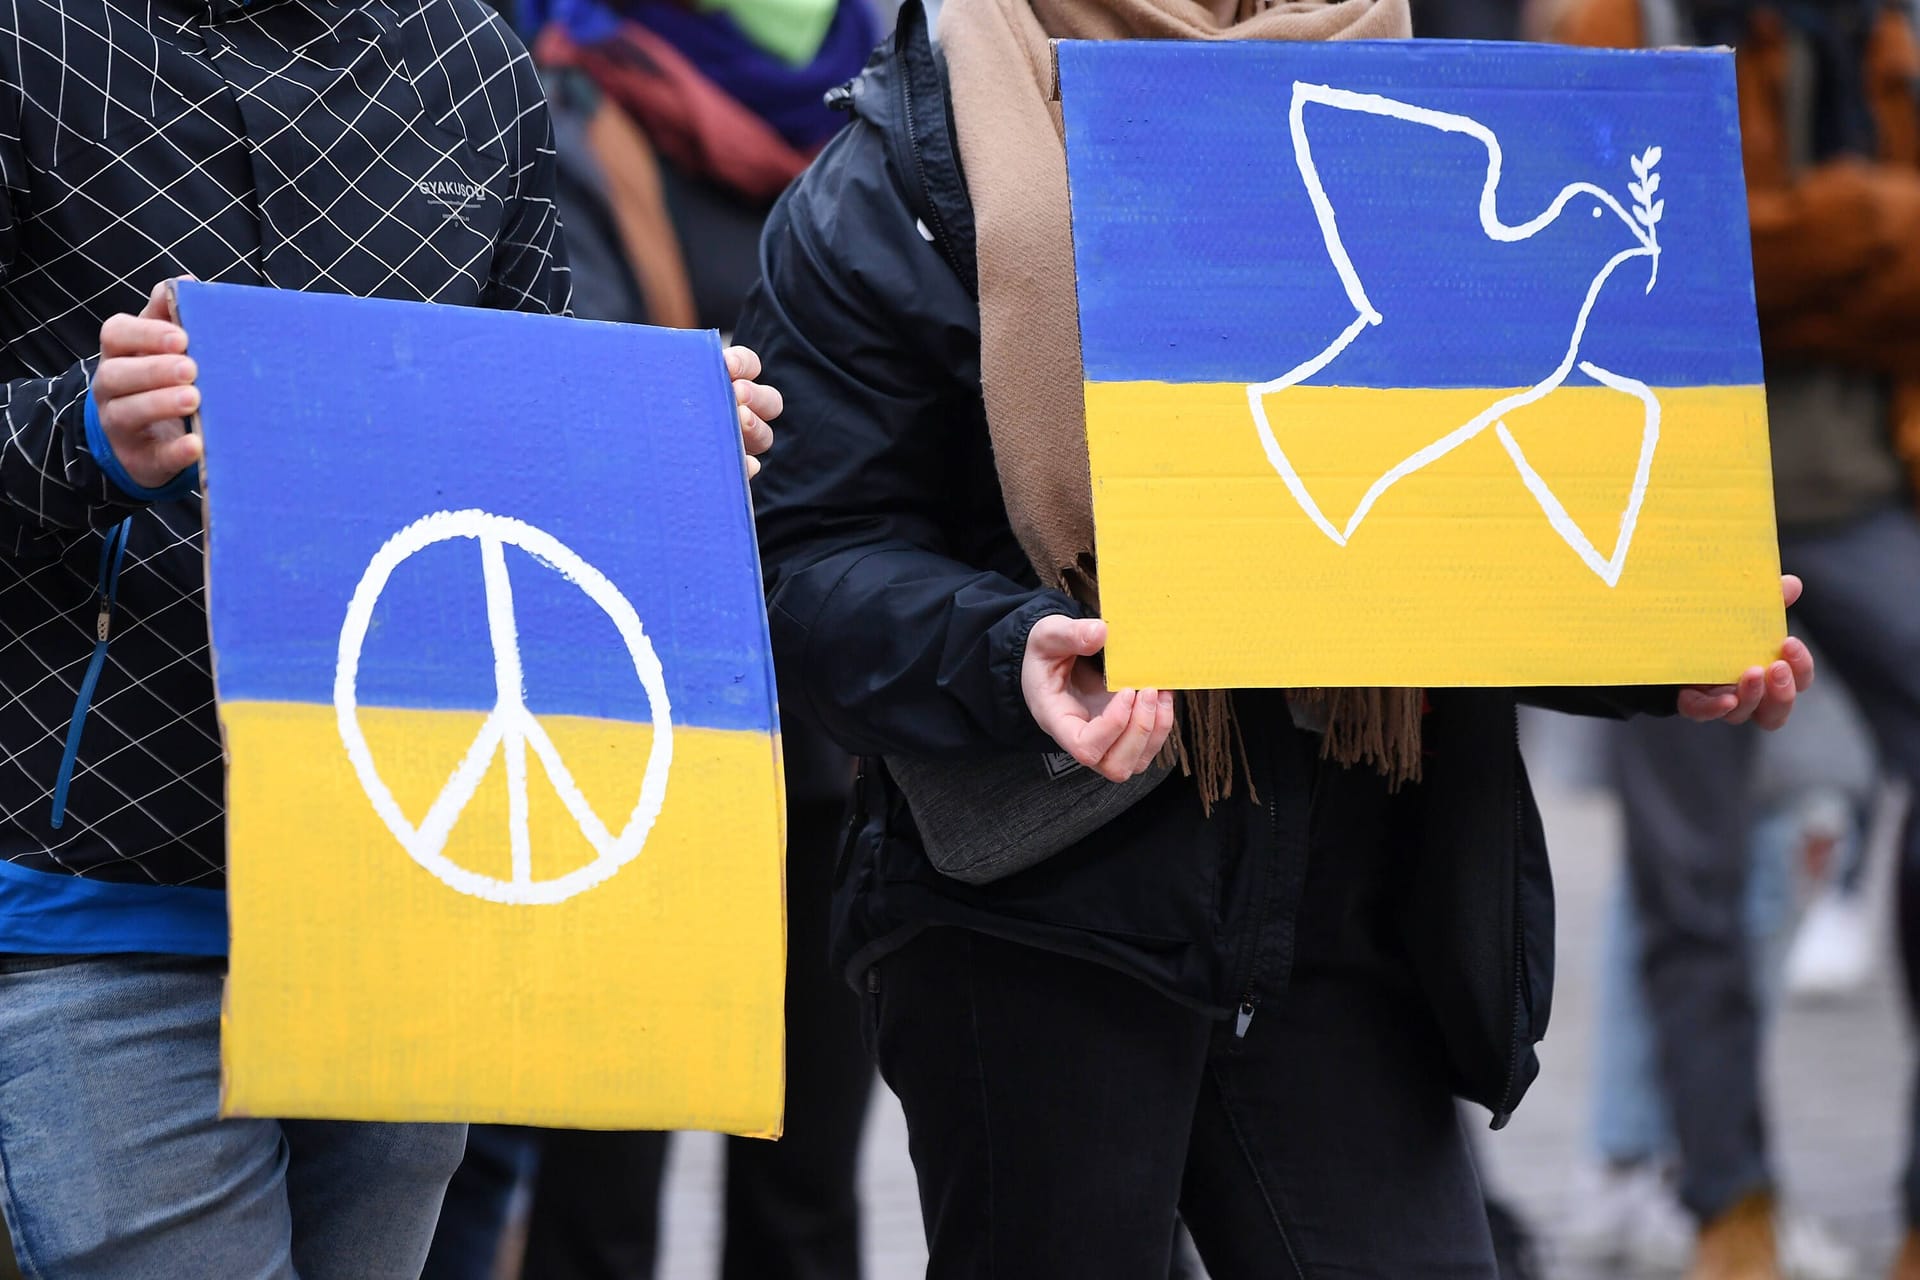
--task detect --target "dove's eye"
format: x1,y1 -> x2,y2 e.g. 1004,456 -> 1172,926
1592,207 -> 1603,218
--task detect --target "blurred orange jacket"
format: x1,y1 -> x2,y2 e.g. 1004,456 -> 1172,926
1544,0 -> 1920,508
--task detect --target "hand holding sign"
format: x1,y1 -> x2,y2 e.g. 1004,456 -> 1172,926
97,278 -> 780,491
93,278 -> 202,490
1021,616 -> 1175,783
1679,575 -> 1816,730
726,345 -> 780,478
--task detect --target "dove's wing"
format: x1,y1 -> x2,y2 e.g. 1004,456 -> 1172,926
1251,83 -> 1664,554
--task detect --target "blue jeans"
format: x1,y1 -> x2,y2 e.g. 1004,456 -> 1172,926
0,954 -> 467,1279
1590,807 -> 1800,1166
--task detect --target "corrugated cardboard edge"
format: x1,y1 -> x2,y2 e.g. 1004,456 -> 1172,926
711,326 -> 789,1142
168,280 -> 248,1120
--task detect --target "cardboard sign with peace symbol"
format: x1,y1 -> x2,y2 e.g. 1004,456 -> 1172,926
188,282 -> 784,1135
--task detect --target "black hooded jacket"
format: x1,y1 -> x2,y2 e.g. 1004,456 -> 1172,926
737,0 -> 1672,1122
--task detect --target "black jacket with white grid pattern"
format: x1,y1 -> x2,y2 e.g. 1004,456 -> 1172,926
0,0 -> 570,891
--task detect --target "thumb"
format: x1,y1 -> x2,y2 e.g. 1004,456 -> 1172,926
1029,615 -> 1106,659
139,281 -> 172,321
165,431 -> 203,470
140,274 -> 198,321
1066,618 -> 1107,657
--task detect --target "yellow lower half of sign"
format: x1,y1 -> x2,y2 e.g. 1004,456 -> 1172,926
1084,381 -> 1784,689
219,700 -> 786,1136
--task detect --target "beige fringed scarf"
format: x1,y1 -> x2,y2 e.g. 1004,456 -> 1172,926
939,0 -> 1422,806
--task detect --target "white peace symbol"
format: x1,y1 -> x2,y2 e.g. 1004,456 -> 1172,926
333,510 -> 674,905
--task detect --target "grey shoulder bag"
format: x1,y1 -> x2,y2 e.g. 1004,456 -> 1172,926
882,750 -> 1172,885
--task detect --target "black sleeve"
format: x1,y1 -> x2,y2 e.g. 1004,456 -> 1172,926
0,358 -> 138,531
487,44 -> 572,317
0,117 -> 142,531
738,121 -> 1074,760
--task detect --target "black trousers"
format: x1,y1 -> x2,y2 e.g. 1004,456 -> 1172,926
867,762 -> 1497,1280
518,797 -> 876,1280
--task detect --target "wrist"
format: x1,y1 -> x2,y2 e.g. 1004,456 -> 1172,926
84,390 -> 199,501
997,595 -> 1084,751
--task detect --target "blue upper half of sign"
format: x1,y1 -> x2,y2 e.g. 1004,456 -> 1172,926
186,283 -> 774,734
1058,40 -> 1763,389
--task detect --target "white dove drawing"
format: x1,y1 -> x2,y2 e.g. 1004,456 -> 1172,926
1247,82 -> 1667,587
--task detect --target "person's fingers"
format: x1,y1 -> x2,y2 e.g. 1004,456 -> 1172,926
1780,573 -> 1803,610
98,384 -> 198,436
1722,667 -> 1767,726
1096,687 -> 1159,782
100,314 -> 188,358
1070,689 -> 1135,770
745,453 -> 762,480
1026,615 -> 1075,659
1027,682 -> 1087,731
1678,686 -> 1738,721
1135,690 -> 1175,774
1027,677 -> 1097,753
723,346 -> 762,382
736,377 -> 783,425
144,273 -> 198,326
1034,684 -> 1127,767
151,430 -> 203,477
93,355 -> 196,403
1752,661 -> 1798,730
1030,616 -> 1106,661
738,405 -> 774,457
1782,635 -> 1816,692
140,278 -> 174,321
1067,618 -> 1107,657
1023,618 -> 1112,751
137,275 -> 197,325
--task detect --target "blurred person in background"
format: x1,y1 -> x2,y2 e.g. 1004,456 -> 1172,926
1544,0 -> 1920,1276
1779,699 -> 1897,1002
421,3 -> 881,1278
1410,0 -> 1521,36
1563,665 -> 1881,1279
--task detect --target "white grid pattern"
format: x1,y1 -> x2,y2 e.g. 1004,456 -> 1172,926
0,0 -> 570,888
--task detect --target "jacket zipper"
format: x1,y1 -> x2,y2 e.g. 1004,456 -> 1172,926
51,516 -> 134,829
1489,703 -> 1527,1128
833,760 -> 870,886
1238,712 -> 1328,1041
897,58 -> 968,288
1234,737 -> 1289,1040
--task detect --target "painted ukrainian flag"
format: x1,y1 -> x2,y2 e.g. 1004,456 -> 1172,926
1057,40 -> 1783,690
183,284 -> 784,1134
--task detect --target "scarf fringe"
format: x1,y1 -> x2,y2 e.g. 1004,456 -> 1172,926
1298,687 -> 1425,791
1160,689 -> 1253,815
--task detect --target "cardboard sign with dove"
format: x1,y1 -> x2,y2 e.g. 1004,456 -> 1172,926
1059,40 -> 1782,690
